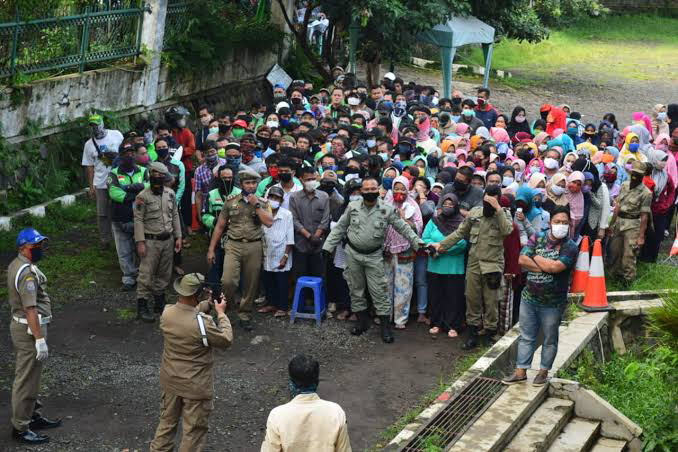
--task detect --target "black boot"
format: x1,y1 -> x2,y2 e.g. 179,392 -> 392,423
462,325 -> 479,350
30,414 -> 62,430
137,299 -> 155,323
483,329 -> 499,346
153,294 -> 166,314
350,311 -> 370,336
379,316 -> 394,344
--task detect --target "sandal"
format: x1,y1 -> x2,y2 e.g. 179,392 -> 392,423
394,324 -> 406,330
257,305 -> 276,314
447,329 -> 459,338
417,314 -> 429,324
348,314 -> 357,321
429,326 -> 441,335
273,310 -> 287,318
336,311 -> 350,320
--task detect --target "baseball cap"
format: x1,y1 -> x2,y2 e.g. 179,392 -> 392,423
16,228 -> 48,247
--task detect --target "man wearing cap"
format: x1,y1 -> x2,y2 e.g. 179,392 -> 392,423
150,273 -> 233,452
608,160 -> 652,282
81,113 -> 124,249
108,142 -> 149,291
134,162 -> 182,322
8,228 -> 61,444
207,167 -> 273,331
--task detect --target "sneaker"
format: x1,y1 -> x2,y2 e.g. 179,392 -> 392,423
121,283 -> 136,292
502,373 -> 527,385
532,373 -> 549,386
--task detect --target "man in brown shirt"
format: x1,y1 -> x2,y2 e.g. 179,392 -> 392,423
151,273 -> 233,452
7,228 -> 61,444
207,167 -> 273,331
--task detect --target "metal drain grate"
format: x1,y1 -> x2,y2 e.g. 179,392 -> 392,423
400,376 -> 506,451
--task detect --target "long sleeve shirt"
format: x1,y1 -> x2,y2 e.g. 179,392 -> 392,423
289,189 -> 330,253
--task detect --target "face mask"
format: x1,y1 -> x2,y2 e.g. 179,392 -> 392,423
362,191 -> 379,202
502,176 -> 514,187
538,144 -> 548,152
603,173 -> 616,183
280,118 -> 290,127
269,200 -> 280,209
120,155 -> 135,169
226,156 -> 241,167
280,173 -> 293,183
176,118 -> 186,128
567,127 -> 578,135
136,155 -> 150,165
291,97 -> 302,105
568,183 -> 581,193
515,171 -> 523,181
143,131 -> 154,144
657,112 -> 667,121
319,181 -> 335,193
156,147 -> 169,159
267,120 -> 279,128
628,142 -> 640,152
393,192 -> 406,203
92,124 -> 106,139
200,115 -> 212,126
551,185 -> 566,196
304,180 -> 319,192
209,127 -> 219,135
221,179 -> 233,194
453,180 -> 468,192
29,247 -> 43,263
431,96 -> 439,106
219,124 -> 230,134
514,115 -> 526,123
544,158 -> 559,170
366,139 -> 377,148
582,185 -> 592,193
232,128 -> 246,138
442,206 -> 457,217
482,201 -> 495,217
379,152 -> 389,162
462,109 -> 475,118
630,173 -> 643,188
206,154 -> 218,167
150,176 -> 165,193
382,177 -> 394,190
349,195 -> 362,202
551,224 -> 569,239
347,97 -> 360,106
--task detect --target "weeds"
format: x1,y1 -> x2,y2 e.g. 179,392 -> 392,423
607,262 -> 678,293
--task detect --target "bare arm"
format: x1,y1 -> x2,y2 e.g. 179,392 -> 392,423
533,255 -> 567,273
519,254 -> 542,272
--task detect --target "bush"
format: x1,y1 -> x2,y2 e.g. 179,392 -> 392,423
534,0 -> 608,28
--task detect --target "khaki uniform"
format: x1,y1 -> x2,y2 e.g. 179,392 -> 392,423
134,187 -> 181,299
439,206 -> 513,331
218,193 -> 270,321
151,301 -> 233,452
323,199 -> 421,316
261,393 -> 352,452
608,181 -> 652,281
7,255 -> 52,432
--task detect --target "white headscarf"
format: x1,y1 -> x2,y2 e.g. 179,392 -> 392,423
648,148 -> 669,198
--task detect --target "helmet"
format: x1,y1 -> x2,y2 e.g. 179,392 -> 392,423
16,228 -> 48,247
343,178 -> 362,197
164,105 -> 190,123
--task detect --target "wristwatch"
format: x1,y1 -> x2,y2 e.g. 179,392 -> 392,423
254,202 -> 261,209
283,253 -> 289,259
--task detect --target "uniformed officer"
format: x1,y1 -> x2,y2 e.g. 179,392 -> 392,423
608,160 -> 652,282
431,185 -> 513,350
8,228 -> 61,445
134,162 -> 182,322
323,176 -> 424,344
150,273 -> 233,452
207,167 -> 273,331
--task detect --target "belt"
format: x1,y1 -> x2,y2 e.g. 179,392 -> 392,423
347,239 -> 382,255
13,315 -> 52,325
618,212 -> 640,220
227,237 -> 261,243
145,232 -> 172,241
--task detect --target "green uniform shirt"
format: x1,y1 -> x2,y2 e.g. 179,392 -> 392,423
614,181 -> 652,232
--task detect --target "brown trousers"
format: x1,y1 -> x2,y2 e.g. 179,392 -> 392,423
221,240 -> 263,321
96,188 -> 112,245
150,391 -> 213,452
137,238 -> 174,299
10,322 -> 46,431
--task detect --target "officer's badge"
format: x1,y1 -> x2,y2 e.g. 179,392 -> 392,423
25,278 -> 36,292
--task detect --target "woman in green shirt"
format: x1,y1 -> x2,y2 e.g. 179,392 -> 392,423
422,193 -> 468,338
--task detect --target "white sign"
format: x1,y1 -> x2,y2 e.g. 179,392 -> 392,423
266,64 -> 293,90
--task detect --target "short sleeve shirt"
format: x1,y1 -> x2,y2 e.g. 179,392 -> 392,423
81,130 -> 124,188
520,233 -> 578,307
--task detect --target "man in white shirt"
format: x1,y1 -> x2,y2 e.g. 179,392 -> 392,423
81,114 -> 124,248
261,355 -> 351,452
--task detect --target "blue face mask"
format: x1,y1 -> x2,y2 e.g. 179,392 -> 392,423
382,177 -> 394,190
451,115 -> 461,123
567,127 -> 578,135
226,157 -> 241,167
254,150 -> 263,158
379,152 -> 389,162
629,142 -> 640,152
280,118 -> 290,127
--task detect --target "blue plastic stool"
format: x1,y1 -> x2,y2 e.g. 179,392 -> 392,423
289,276 -> 326,327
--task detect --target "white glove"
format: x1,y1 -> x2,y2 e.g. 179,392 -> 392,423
35,338 -> 49,361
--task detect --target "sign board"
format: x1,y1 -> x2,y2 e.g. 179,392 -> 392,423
266,64 -> 293,90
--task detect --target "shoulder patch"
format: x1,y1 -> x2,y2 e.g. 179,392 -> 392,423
25,277 -> 36,293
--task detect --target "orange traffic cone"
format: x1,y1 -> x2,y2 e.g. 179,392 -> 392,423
670,238 -> 678,257
569,236 -> 590,294
579,239 -> 611,312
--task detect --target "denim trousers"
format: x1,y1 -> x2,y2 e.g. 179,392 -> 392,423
111,221 -> 137,286
516,300 -> 565,371
414,255 -> 428,314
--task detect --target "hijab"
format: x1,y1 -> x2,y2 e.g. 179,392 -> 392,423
546,172 -> 569,206
618,132 -> 648,164
528,172 -> 547,189
566,171 -> 585,222
490,127 -> 510,144
648,149 -> 669,197
546,107 -> 567,135
433,193 -> 464,235
507,106 -> 531,138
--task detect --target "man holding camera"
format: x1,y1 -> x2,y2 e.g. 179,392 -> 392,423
150,273 -> 233,452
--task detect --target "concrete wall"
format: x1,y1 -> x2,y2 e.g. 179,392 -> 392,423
599,0 -> 678,11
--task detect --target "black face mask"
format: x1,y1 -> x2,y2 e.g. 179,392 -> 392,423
280,173 -> 293,183
346,167 -> 360,175
453,180 -> 468,192
220,179 -> 233,195
319,181 -> 335,193
630,173 -> 643,188
30,247 -> 43,263
120,155 -> 135,170
362,192 -> 379,202
218,124 -> 230,134
257,136 -> 270,148
483,201 -> 496,217
442,206 -> 457,217
150,176 -> 165,194
156,148 -> 169,160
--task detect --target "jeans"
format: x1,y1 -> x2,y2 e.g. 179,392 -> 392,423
262,270 -> 290,310
516,300 -> 564,371
111,222 -> 137,285
414,255 -> 428,314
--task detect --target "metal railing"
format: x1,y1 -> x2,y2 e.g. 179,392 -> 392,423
0,2 -> 148,79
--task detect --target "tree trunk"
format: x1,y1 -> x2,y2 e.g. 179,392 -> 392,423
366,60 -> 381,87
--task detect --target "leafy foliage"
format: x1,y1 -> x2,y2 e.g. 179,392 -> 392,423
648,294 -> 678,350
534,0 -> 608,28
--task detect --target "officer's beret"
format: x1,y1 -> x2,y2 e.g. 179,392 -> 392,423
238,167 -> 260,182
630,160 -> 646,174
149,162 -> 169,175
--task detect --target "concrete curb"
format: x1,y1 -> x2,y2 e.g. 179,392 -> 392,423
0,189 -> 88,231
410,57 -> 513,79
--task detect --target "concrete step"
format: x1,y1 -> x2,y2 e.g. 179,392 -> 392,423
449,382 -> 548,452
546,417 -> 600,452
590,437 -> 627,452
504,397 -> 574,452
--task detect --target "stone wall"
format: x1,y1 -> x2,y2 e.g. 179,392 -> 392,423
599,0 -> 678,12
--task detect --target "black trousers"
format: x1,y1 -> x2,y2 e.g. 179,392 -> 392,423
428,273 -> 465,332
180,170 -> 193,230
262,270 -> 290,310
640,212 -> 670,263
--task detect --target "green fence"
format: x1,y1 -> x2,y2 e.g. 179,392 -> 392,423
0,3 -> 148,79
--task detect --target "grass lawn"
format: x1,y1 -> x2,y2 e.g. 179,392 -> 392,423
607,261 -> 678,292
465,14 -> 678,82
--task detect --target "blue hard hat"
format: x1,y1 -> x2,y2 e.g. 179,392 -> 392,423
16,228 -> 48,247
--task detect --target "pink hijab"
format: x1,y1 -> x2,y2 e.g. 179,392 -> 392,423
533,132 -> 549,146
632,112 -> 653,138
384,176 -> 423,254
490,127 -> 510,144
454,123 -> 470,137
566,171 -> 585,223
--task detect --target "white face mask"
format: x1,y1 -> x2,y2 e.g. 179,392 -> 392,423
349,195 -> 362,202
551,223 -> 569,239
551,185 -> 566,196
304,180 -> 319,192
514,115 -> 526,123
266,120 -> 279,128
347,97 -> 360,106
269,200 -> 280,209
538,144 -> 548,152
502,176 -> 514,187
366,139 -> 377,148
544,157 -> 559,170
657,112 -> 667,122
